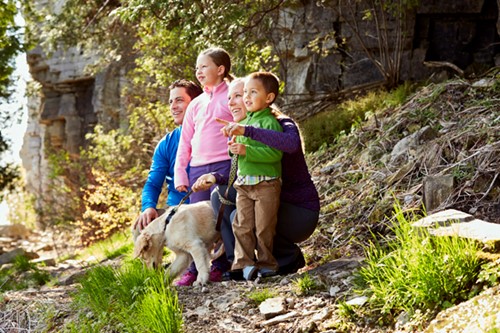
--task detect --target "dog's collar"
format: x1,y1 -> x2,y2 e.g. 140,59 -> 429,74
163,188 -> 193,231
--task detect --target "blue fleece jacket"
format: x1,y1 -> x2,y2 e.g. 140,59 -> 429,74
141,127 -> 189,211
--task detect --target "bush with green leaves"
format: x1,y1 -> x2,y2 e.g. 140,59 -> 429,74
354,202 -> 483,323
0,255 -> 51,292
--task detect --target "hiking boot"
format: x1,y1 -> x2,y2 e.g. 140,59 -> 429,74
209,266 -> 223,283
175,271 -> 197,286
222,270 -> 244,281
278,253 -> 306,275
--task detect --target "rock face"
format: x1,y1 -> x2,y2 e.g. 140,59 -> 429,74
275,0 -> 500,119
20,1 -> 127,227
20,0 -> 500,226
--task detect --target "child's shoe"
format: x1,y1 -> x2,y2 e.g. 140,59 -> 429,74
242,266 -> 258,281
258,267 -> 277,278
209,266 -> 223,282
175,271 -> 197,286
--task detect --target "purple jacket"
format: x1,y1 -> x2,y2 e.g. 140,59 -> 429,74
215,117 -> 320,212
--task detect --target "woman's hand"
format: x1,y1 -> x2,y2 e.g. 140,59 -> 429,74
192,174 -> 216,192
216,118 -> 246,137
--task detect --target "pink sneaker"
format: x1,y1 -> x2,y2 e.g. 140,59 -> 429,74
209,267 -> 223,282
175,271 -> 197,286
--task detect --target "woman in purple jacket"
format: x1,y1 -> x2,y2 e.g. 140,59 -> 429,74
193,87 -> 320,278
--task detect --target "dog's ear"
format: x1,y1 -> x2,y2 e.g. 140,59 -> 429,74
133,232 -> 151,258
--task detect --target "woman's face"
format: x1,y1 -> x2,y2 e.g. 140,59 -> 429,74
228,80 -> 247,122
195,54 -> 224,89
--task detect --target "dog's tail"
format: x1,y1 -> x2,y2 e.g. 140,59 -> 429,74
211,238 -> 225,260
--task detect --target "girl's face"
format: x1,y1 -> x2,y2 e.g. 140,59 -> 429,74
228,81 -> 246,122
195,54 -> 224,89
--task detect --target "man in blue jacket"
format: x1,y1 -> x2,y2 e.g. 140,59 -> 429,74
134,79 -> 203,230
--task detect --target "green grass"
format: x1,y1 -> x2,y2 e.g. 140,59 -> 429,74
66,259 -> 182,333
247,287 -> 278,304
301,83 -> 415,152
293,272 -> 322,295
75,231 -> 134,262
354,202 -> 483,323
0,255 -> 51,292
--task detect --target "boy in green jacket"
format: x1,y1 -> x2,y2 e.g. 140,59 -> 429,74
228,72 -> 283,280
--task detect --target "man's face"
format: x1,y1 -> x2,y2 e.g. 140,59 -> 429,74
169,87 -> 192,125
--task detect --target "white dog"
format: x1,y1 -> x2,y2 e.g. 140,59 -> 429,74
133,201 -> 219,286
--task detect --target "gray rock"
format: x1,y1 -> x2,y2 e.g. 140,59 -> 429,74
259,297 -> 286,319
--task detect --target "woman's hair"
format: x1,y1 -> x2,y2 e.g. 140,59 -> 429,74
200,47 -> 234,82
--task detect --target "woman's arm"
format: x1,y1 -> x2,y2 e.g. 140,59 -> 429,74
244,118 -> 302,154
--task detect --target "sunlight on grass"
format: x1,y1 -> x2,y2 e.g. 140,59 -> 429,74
75,231 -> 133,262
354,202 -> 483,323
69,259 -> 182,333
301,83 -> 415,152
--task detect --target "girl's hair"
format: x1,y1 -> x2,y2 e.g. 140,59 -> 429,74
200,47 -> 234,82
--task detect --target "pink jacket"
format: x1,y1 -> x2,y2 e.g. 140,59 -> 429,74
174,81 -> 233,188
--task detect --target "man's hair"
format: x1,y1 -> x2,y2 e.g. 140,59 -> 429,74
247,72 -> 279,103
169,79 -> 203,100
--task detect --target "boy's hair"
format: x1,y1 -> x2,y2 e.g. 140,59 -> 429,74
248,72 -> 279,103
169,79 -> 203,100
201,47 -> 234,82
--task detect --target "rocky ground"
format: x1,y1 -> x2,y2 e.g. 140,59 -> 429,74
1,71 -> 499,332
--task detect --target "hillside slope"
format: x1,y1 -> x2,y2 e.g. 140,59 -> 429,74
304,71 -> 500,264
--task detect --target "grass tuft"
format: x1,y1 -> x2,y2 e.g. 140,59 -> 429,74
68,259 -> 182,333
354,201 -> 483,323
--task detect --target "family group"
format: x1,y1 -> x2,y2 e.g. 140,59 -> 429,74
134,47 -> 320,286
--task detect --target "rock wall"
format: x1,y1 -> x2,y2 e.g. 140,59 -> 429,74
277,0 -> 500,119
20,0 -> 127,227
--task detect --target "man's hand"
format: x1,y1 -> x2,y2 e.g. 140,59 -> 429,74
216,118 -> 246,137
134,207 -> 158,231
228,136 -> 246,156
192,174 -> 216,192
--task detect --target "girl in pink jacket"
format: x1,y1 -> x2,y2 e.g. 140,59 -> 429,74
174,47 -> 234,203
173,47 -> 234,286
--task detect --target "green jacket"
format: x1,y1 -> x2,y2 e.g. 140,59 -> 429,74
235,108 -> 283,177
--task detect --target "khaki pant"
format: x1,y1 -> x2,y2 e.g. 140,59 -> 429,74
232,179 -> 281,271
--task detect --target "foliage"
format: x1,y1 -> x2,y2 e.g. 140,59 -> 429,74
354,202 -> 483,324
246,287 -> 278,305
301,81 -> 415,151
68,260 -> 182,333
293,272 -> 322,295
0,255 -> 51,292
4,171 -> 37,227
75,168 -> 139,246
0,0 -> 24,194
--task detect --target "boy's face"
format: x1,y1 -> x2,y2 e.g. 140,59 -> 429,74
169,87 -> 192,125
244,78 -> 274,112
228,81 -> 247,122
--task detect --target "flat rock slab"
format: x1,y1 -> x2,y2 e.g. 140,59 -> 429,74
413,209 -> 500,243
430,219 -> 500,242
412,209 -> 475,228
